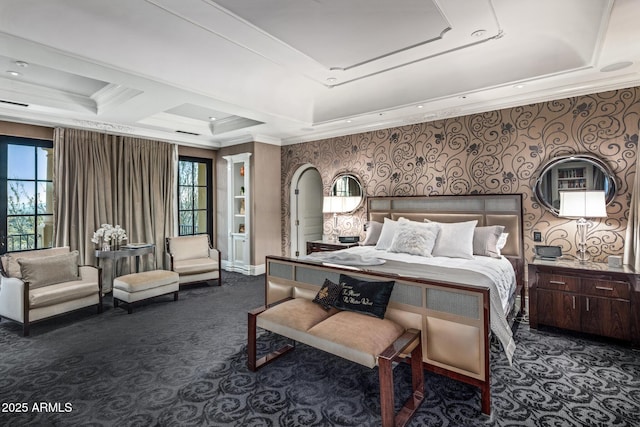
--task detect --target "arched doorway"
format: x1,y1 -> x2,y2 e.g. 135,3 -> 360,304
290,164 -> 323,257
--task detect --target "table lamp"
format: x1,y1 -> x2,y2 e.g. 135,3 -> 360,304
558,190 -> 607,263
322,196 -> 350,242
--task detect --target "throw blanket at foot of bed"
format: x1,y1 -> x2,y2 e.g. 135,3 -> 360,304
247,297 -> 425,427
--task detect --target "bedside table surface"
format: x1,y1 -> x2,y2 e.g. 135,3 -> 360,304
530,258 -> 637,274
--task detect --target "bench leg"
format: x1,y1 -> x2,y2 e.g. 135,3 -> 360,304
247,306 -> 294,372
378,329 -> 425,427
174,291 -> 179,301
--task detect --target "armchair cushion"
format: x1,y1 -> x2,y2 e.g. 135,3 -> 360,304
29,280 -> 99,309
172,257 -> 218,275
167,235 -> 209,261
18,251 -> 81,289
3,247 -> 70,279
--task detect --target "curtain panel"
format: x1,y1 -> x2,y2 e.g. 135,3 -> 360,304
53,128 -> 176,270
624,145 -> 640,270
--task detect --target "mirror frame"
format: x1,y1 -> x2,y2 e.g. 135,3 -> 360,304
534,154 -> 617,216
330,173 -> 364,213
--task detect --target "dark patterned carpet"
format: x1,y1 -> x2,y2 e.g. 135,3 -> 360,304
1,272 -> 639,426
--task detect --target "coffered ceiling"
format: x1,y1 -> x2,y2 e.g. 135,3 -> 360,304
0,0 -> 638,148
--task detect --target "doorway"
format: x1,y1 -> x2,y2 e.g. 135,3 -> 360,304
290,164 -> 323,257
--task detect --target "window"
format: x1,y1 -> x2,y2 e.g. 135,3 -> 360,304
0,136 -> 54,254
178,157 -> 212,240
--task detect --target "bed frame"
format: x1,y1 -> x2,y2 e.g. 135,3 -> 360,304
264,194 -> 525,415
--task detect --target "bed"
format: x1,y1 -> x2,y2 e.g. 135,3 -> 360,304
264,194 -> 525,415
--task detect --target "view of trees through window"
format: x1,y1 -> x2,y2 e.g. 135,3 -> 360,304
1,137 -> 54,253
178,157 -> 211,239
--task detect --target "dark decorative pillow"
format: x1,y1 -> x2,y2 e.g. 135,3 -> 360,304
334,274 -> 395,319
312,279 -> 343,310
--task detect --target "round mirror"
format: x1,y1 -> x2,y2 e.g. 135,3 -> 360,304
330,174 -> 364,212
534,154 -> 617,215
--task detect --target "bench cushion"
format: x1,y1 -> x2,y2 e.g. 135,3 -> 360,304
258,298 -> 336,333
114,270 -> 179,293
308,311 -> 404,368
172,257 -> 218,275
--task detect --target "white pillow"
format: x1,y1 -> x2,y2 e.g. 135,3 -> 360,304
430,220 -> 478,259
389,222 -> 440,257
496,233 -> 509,256
360,221 -> 383,246
375,217 -> 400,250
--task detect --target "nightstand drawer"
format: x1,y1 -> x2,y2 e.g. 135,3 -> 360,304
582,279 -> 629,299
537,273 -> 579,292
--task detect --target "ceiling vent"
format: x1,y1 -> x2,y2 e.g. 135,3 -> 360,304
175,130 -> 200,136
0,99 -> 29,107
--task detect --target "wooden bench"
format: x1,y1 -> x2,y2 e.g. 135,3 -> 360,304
247,297 -> 425,427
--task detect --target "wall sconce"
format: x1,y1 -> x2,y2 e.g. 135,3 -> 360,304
559,190 -> 607,263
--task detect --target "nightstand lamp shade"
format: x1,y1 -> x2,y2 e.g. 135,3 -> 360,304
558,191 -> 607,218
559,191 -> 607,263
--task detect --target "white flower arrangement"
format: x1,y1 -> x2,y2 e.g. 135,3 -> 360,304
91,224 -> 128,246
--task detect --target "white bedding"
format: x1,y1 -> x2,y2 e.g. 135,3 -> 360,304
304,245 -> 518,364
341,246 -> 516,314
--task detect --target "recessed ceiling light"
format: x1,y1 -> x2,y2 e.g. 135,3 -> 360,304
417,105 -> 424,109
6,70 -> 21,77
346,119 -> 352,123
471,30 -> 486,38
15,61 -> 29,68
459,95 -> 467,99
600,61 -> 633,72
208,116 -> 216,121
326,77 -> 337,84
514,84 -> 525,89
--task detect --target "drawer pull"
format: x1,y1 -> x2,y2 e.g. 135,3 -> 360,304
549,280 -> 566,285
594,286 -> 614,291
586,297 -> 590,312
572,296 -> 576,310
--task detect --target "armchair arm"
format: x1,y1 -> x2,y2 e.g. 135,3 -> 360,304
208,247 -> 221,262
79,265 -> 103,295
0,276 -> 26,322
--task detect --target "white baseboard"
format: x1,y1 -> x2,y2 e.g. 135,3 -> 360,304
222,260 -> 265,276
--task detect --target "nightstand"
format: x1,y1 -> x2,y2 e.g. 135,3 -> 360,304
528,258 -> 639,346
306,240 -> 359,255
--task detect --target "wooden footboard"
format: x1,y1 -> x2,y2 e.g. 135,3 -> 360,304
265,255 -> 494,414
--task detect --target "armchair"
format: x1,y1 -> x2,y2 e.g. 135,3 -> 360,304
165,235 -> 221,286
0,247 -> 103,336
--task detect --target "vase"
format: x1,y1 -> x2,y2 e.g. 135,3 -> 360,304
102,241 -> 110,251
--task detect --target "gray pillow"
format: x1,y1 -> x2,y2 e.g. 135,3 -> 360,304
18,251 -> 81,289
473,225 -> 506,258
361,221 -> 383,246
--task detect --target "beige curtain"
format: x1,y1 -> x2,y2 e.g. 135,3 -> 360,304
624,144 -> 640,270
54,128 -> 176,269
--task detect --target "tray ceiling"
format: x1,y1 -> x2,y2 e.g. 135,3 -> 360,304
0,0 -> 638,148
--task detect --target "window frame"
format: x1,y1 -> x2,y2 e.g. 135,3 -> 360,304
177,156 -> 213,242
0,135 -> 54,254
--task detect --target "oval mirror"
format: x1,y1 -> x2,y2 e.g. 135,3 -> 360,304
534,154 -> 617,215
330,174 -> 363,213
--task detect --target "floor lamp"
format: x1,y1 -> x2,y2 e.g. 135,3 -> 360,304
558,190 -> 607,263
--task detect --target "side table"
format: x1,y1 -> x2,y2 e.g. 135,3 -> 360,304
95,244 -> 156,293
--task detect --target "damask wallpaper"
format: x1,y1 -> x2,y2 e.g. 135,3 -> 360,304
281,87 -> 640,263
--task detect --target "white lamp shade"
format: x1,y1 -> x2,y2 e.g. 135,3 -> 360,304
558,191 -> 607,218
322,196 -> 360,213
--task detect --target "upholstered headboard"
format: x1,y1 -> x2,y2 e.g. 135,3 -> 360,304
366,194 -> 524,259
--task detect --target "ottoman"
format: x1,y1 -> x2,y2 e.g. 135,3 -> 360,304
113,270 -> 179,314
